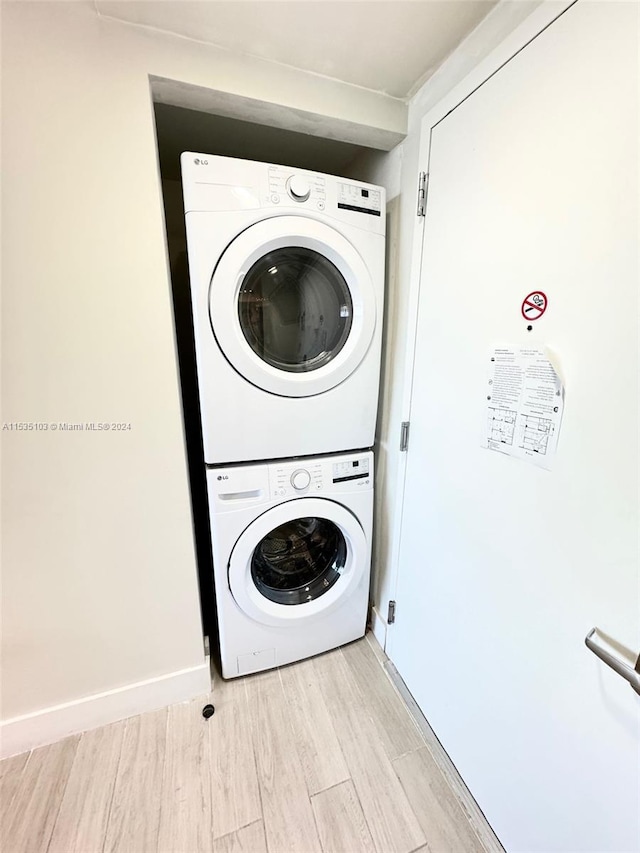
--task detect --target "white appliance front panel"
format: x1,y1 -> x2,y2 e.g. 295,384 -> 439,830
207,451 -> 373,677
210,451 -> 373,507
228,497 -> 367,627
184,206 -> 385,464
181,154 -> 386,237
209,216 -> 376,397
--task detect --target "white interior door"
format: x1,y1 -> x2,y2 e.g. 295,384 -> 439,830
388,3 -> 639,851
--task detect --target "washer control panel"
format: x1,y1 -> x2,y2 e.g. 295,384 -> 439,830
268,452 -> 372,499
332,456 -> 370,483
290,468 -> 312,490
271,460 -> 324,497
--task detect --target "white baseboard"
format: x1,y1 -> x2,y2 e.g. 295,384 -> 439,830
370,605 -> 387,651
0,659 -> 211,759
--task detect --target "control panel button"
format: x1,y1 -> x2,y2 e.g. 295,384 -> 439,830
290,469 -> 311,491
287,175 -> 311,202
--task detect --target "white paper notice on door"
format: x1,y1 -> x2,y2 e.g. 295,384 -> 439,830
484,346 -> 564,469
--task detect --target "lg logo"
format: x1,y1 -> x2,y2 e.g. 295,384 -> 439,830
217,474 -> 229,481
194,158 -> 209,166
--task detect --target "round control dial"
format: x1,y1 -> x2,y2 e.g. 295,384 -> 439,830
290,468 -> 311,491
287,175 -> 311,202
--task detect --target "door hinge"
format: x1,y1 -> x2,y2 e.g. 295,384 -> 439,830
416,171 -> 428,217
400,421 -> 410,452
387,600 -> 396,624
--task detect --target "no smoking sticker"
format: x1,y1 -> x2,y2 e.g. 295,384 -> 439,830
521,291 -> 548,321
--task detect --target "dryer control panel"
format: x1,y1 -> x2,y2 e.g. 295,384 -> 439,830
181,153 -> 385,235
260,164 -> 383,229
337,182 -> 382,217
266,165 -> 327,211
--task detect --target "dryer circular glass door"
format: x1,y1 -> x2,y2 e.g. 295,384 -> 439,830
209,216 -> 376,397
228,497 -> 368,627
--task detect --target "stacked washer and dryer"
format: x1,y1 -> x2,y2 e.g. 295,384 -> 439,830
181,154 -> 385,678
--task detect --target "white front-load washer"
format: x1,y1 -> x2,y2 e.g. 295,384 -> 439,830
207,450 -> 373,677
181,154 -> 385,464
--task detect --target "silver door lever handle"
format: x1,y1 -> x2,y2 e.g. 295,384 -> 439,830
585,628 -> 640,695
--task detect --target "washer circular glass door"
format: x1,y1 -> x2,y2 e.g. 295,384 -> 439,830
228,498 -> 368,627
209,216 -> 376,397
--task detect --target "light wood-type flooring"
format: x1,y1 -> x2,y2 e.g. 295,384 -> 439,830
0,635 -> 490,853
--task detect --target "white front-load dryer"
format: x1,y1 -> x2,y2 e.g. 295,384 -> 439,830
181,154 -> 385,464
207,450 -> 373,678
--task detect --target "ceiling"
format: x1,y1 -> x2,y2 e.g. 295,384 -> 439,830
96,0 -> 500,100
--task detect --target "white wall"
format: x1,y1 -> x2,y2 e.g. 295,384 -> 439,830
346,145 -> 403,634
0,0 -> 404,754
